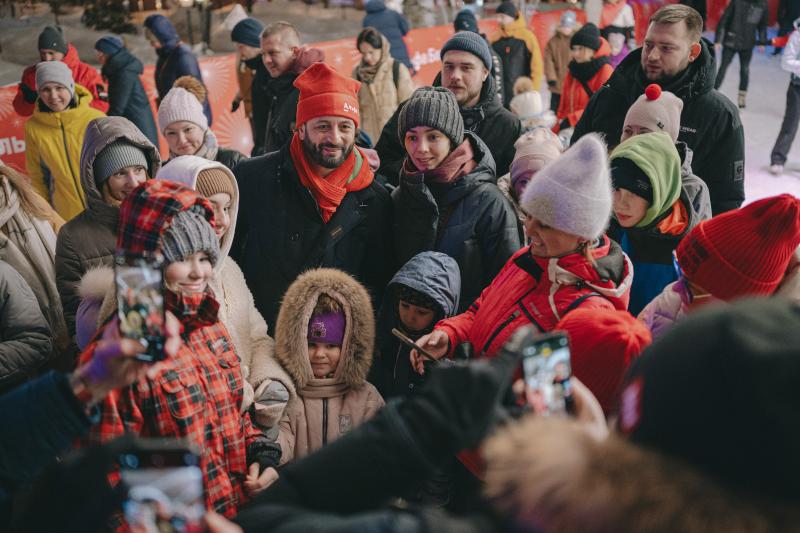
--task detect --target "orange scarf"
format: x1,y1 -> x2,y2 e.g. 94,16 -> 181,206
290,133 -> 375,223
656,199 -> 689,236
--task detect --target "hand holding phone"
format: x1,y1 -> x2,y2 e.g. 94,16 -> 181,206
115,251 -> 167,362
408,330 -> 450,375
520,331 -> 573,416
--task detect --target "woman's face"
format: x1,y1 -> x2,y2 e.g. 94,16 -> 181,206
524,215 -> 584,258
39,83 -> 71,112
404,126 -> 452,171
163,121 -> 205,156
103,165 -> 148,204
571,45 -> 595,63
165,251 -> 213,294
613,188 -> 649,228
358,42 -> 381,67
206,192 -> 232,239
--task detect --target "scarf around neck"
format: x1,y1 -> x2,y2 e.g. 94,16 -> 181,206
356,36 -> 391,84
290,133 -> 375,223
402,138 -> 478,184
569,56 -> 612,83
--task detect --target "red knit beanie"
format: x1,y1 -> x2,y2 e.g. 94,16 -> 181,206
676,194 -> 800,301
557,308 -> 652,415
294,62 -> 361,129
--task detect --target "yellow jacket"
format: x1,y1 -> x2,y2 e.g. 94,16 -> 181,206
493,16 -> 544,91
25,84 -> 106,221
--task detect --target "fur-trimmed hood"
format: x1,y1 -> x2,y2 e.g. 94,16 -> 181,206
274,268 -> 375,389
155,155 -> 239,269
484,417 -> 800,532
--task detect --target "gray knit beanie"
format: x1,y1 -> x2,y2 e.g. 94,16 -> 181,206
35,61 -> 74,98
398,87 -> 465,146
160,206 -> 219,267
93,141 -> 149,189
440,31 -> 493,71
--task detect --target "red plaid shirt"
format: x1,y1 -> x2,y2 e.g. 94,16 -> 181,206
79,290 -> 264,518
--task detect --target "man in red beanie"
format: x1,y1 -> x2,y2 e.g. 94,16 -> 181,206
556,308 -> 652,416
233,62 -> 394,331
640,193 -> 800,339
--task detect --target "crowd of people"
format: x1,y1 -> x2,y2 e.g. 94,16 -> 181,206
1,3 -> 800,532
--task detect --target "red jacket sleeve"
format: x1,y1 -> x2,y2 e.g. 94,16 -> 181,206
76,62 -> 109,113
13,66 -> 37,117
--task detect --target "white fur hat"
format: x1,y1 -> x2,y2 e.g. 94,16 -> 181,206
520,133 -> 612,241
158,87 -> 208,133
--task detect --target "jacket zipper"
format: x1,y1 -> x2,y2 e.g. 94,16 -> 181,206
60,118 -> 86,210
265,95 -> 276,149
322,397 -> 328,446
482,310 -> 520,355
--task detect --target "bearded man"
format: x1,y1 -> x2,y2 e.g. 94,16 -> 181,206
573,4 -> 745,215
233,62 -> 394,330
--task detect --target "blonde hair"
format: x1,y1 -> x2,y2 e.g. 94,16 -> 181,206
513,76 -> 535,95
0,165 -> 65,232
312,293 -> 342,316
173,76 -> 207,104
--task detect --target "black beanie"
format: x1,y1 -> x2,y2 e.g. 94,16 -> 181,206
496,1 -> 519,19
454,9 -> 479,33
611,157 -> 653,204
619,298 -> 800,500
38,25 -> 68,55
570,22 -> 601,51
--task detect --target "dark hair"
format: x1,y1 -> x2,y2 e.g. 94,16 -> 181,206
649,4 -> 703,43
357,27 -> 383,50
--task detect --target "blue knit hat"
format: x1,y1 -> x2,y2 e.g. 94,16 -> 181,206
440,31 -> 492,71
231,17 -> 264,49
95,35 -> 124,56
454,9 -> 479,33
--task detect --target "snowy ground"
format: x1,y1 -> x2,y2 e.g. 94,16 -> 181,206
714,45 -> 800,203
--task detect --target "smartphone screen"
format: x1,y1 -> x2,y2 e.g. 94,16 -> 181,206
115,251 -> 166,362
521,332 -> 572,416
119,446 -> 206,533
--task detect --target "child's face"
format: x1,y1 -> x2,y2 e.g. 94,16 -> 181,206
308,342 -> 342,378
398,299 -> 436,333
613,189 -> 649,228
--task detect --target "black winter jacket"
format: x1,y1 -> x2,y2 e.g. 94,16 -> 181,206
154,43 -> 212,126
247,55 -> 271,156
363,0 -> 413,69
715,0 -> 769,50
0,261 -> 52,395
392,132 -> 521,312
259,73 -> 300,156
371,251 -> 461,399
232,144 -> 395,331
492,35 -> 531,107
375,75 -> 521,183
101,49 -> 159,147
573,39 -> 745,215
215,147 -> 247,172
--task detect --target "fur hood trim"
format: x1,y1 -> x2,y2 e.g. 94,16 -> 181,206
78,265 -> 115,301
484,417 -> 800,532
274,268 -> 375,389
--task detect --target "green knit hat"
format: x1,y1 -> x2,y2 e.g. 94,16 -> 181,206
610,131 -> 682,228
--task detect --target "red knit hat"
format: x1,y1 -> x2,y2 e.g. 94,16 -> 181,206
294,62 -> 361,128
557,308 -> 652,415
676,194 -> 800,301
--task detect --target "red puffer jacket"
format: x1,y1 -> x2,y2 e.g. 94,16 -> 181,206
14,44 -> 108,116
437,235 -> 633,361
438,236 -> 632,477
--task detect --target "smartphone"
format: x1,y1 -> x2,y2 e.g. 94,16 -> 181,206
521,331 -> 573,416
115,251 -> 166,362
391,328 -> 445,364
119,440 -> 206,533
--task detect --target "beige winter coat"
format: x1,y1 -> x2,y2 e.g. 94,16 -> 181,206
274,268 -> 384,464
544,29 -> 574,94
352,35 -> 414,142
485,417 -> 800,532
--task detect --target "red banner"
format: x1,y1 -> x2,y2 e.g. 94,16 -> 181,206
2,8 -> 584,173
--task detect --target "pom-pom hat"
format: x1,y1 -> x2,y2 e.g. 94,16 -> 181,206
623,83 -> 684,143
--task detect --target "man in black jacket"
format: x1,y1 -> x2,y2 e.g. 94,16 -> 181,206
231,17 -> 269,156
573,4 -> 745,215
375,31 -> 522,183
233,63 -> 394,331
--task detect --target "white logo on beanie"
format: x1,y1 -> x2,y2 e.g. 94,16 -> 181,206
343,102 -> 358,114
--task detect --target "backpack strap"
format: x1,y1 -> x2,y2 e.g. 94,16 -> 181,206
578,78 -> 594,98
564,291 -> 603,314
